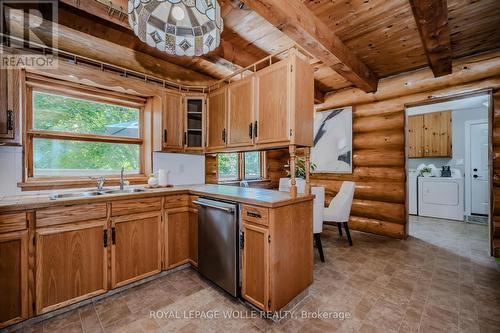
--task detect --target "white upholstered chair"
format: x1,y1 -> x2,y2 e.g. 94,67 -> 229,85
279,178 -> 326,262
324,181 -> 355,246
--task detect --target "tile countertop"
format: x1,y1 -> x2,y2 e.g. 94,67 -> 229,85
0,184 -> 314,213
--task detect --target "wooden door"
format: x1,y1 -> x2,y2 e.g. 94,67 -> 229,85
227,76 -> 255,148
165,208 -> 190,268
111,212 -> 162,288
162,92 -> 184,150
0,68 -> 15,140
254,61 -> 290,145
241,222 -> 269,311
188,209 -> 198,266
35,220 -> 107,314
424,111 -> 452,157
184,96 -> 205,151
408,115 -> 424,158
0,230 -> 28,328
207,88 -> 226,150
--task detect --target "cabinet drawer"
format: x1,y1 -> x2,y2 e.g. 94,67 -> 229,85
164,195 -> 189,209
37,203 -> 107,227
242,205 -> 269,226
112,197 -> 161,216
0,212 -> 27,233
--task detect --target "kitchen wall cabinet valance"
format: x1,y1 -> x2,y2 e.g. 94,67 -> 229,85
408,110 -> 452,158
204,52 -> 314,153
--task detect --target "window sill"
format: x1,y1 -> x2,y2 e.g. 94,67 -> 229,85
18,175 -> 148,192
217,179 -> 272,188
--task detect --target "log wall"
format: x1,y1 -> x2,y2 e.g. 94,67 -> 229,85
313,51 -> 500,240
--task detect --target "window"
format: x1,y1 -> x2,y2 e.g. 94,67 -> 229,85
217,151 -> 265,182
25,80 -> 147,183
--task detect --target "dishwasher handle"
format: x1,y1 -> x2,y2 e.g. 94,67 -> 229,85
193,200 -> 235,213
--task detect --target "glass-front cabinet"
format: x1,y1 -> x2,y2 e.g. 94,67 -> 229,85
184,96 -> 205,151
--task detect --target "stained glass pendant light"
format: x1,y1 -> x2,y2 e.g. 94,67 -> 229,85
128,0 -> 223,56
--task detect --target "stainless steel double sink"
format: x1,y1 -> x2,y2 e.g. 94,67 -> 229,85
49,188 -> 147,200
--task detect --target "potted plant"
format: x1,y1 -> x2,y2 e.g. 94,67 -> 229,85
286,157 -> 317,178
420,166 -> 432,177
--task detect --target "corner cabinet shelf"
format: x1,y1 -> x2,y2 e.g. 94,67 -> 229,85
161,48 -> 314,153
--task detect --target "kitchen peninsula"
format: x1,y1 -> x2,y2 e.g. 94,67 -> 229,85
0,185 -> 313,328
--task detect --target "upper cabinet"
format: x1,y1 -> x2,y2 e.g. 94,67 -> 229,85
408,110 -> 452,158
160,51 -> 314,153
162,92 -> 184,151
185,96 -> 205,151
207,88 -> 226,151
0,68 -> 20,145
227,76 -> 255,148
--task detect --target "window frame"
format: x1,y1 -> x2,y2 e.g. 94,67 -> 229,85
217,151 -> 266,183
21,75 -> 148,189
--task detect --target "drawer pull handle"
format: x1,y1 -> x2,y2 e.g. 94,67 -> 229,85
247,211 -> 261,218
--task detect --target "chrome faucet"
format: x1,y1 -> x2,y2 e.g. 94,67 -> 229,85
119,167 -> 125,190
94,177 -> 105,191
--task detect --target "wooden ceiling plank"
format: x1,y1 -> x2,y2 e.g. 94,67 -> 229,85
409,0 -> 452,77
242,0 -> 379,92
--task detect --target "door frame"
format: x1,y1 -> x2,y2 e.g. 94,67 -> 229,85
404,89 -> 494,255
464,119 -> 489,216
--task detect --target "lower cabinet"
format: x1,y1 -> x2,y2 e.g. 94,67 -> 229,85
188,209 -> 198,266
165,208 -> 190,268
35,220 -> 107,314
111,212 -> 162,288
0,230 -> 28,328
241,222 -> 270,311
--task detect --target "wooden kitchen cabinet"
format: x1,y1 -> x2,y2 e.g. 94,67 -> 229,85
111,212 -> 162,288
0,227 -> 28,328
227,76 -> 255,148
0,68 -> 20,144
35,219 -> 107,314
241,222 -> 270,311
188,209 -> 198,266
165,208 -> 190,268
184,95 -> 205,151
207,88 -> 227,151
162,91 -> 184,150
408,110 -> 452,158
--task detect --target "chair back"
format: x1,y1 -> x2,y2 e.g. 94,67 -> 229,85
278,178 -> 306,193
312,187 -> 325,234
327,181 -> 355,222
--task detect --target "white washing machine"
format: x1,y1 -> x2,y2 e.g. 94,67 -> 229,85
418,169 -> 464,221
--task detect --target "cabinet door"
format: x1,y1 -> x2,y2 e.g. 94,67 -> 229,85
165,209 -> 190,268
0,68 -> 16,140
408,115 -> 424,158
111,212 -> 162,288
188,209 -> 198,266
227,76 -> 255,148
424,111 -> 452,157
241,222 -> 269,311
185,96 -> 205,151
162,92 -> 184,150
254,61 -> 290,145
36,220 -> 107,314
0,230 -> 28,328
207,88 -> 226,150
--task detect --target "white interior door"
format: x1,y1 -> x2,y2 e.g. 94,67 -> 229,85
469,122 -> 489,215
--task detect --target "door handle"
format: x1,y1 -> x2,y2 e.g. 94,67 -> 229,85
473,175 -> 478,178
253,121 -> 258,138
193,200 -> 234,213
163,129 -> 167,144
249,123 -> 253,139
473,168 -> 477,172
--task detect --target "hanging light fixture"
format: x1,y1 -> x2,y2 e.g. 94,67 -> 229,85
128,0 -> 223,57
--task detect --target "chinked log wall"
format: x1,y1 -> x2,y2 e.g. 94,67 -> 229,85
314,51 -> 500,240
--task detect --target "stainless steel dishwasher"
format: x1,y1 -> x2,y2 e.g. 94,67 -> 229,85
194,197 -> 240,297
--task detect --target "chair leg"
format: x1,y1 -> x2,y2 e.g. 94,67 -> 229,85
344,223 -> 353,246
314,233 -> 325,262
337,222 -> 343,237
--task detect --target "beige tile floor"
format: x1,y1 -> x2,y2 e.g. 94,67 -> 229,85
12,216 -> 500,333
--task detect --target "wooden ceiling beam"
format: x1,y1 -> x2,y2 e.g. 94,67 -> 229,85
409,0 -> 452,77
241,0 -> 378,92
